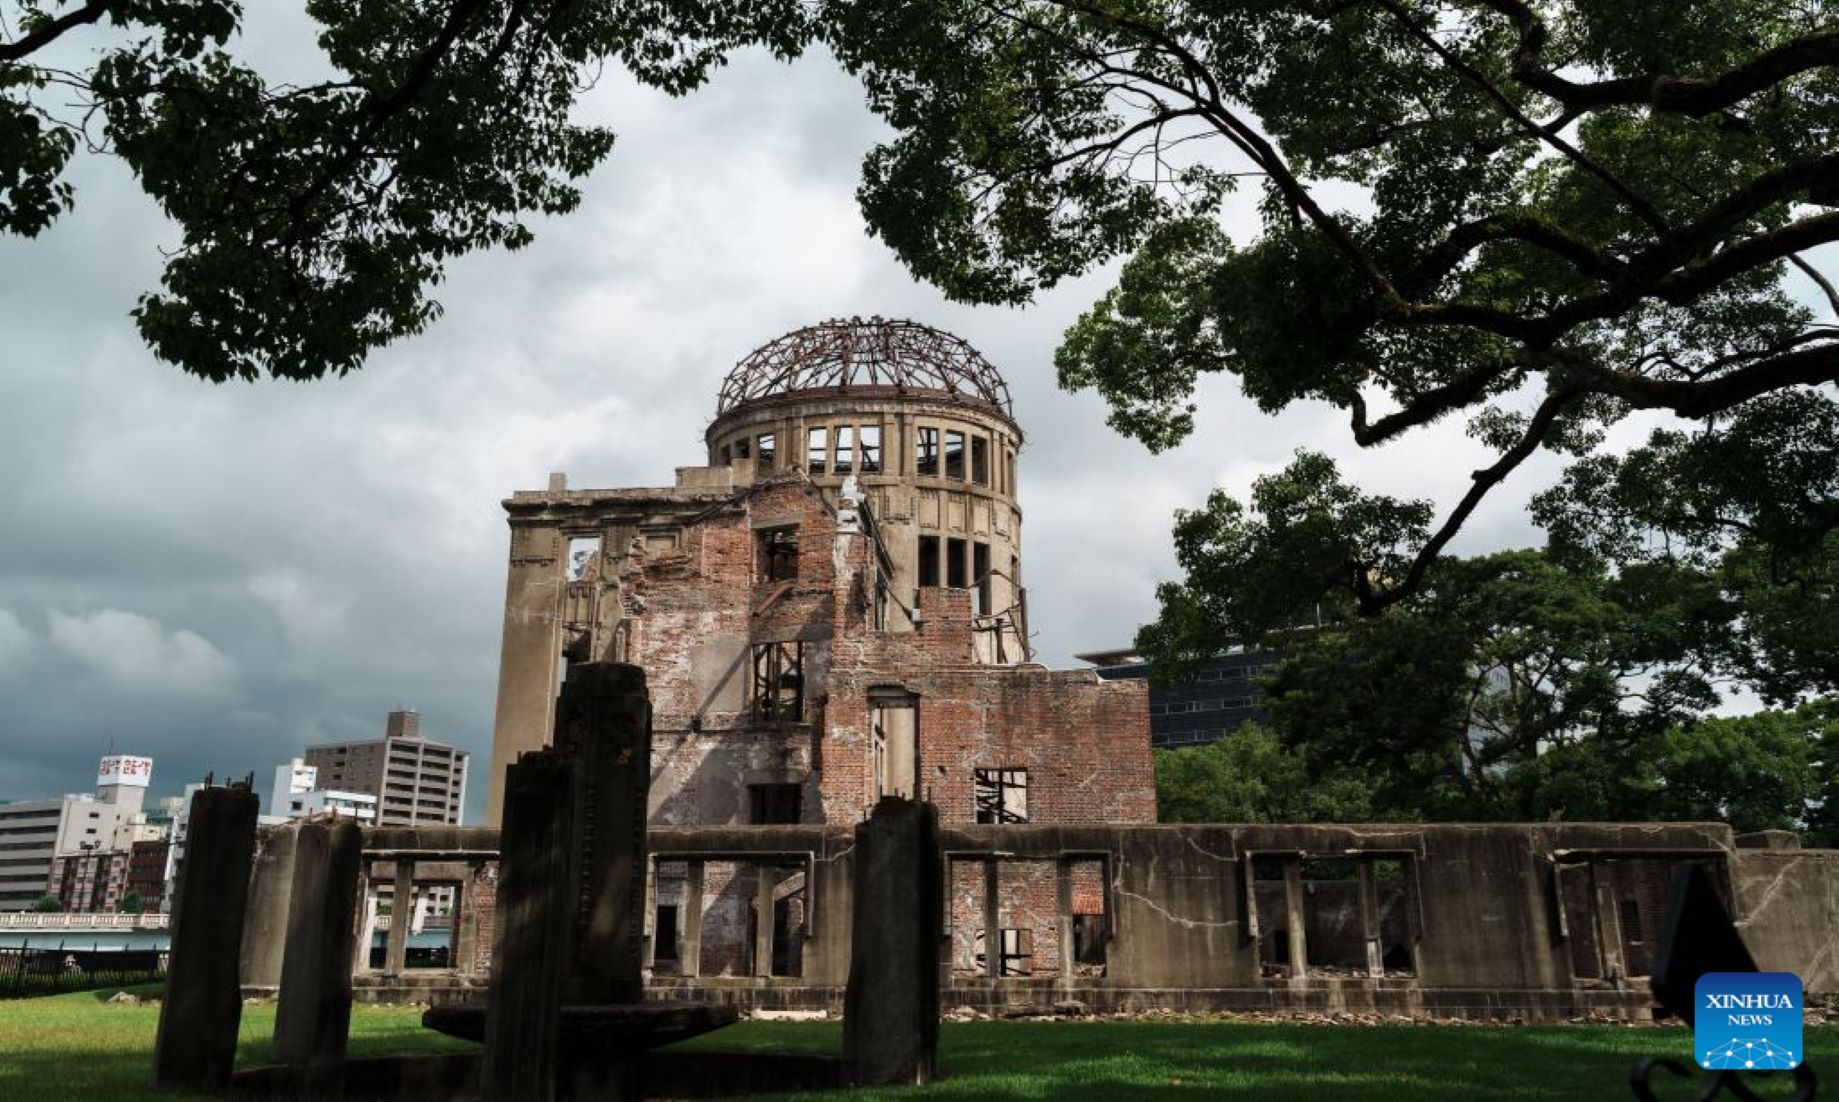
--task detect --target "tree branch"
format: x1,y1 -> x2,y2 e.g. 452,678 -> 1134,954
0,0 -> 118,63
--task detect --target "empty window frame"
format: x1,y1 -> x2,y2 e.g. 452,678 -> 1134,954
750,641 -> 805,723
807,427 -> 827,475
734,437 -> 751,460
859,426 -> 882,473
834,426 -> 854,475
749,783 -> 803,824
916,427 -> 940,476
998,928 -> 1033,977
971,436 -> 989,485
918,535 -> 941,587
1005,450 -> 1016,493
947,537 -> 968,588
757,526 -> 799,582
756,433 -> 776,468
653,904 -> 680,962
973,542 -> 991,615
944,430 -> 966,479
974,768 -> 1028,823
565,536 -> 601,583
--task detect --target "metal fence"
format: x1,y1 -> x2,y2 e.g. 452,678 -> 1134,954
0,943 -> 168,999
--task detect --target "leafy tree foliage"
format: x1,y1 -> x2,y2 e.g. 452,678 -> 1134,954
118,890 -> 143,914
29,894 -> 60,912
1143,486 -> 1835,828
825,0 -> 1839,609
1154,723 -> 1374,823
2,0 -> 808,380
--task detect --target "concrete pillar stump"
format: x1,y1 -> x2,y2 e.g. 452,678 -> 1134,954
272,820 -> 364,1090
482,750 -> 577,1101
843,797 -> 941,1087
153,785 -> 260,1092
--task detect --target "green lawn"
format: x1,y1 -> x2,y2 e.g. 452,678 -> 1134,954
2,987 -> 1832,1100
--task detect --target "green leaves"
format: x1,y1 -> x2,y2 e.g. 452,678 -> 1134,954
827,0 -> 1839,604
5,0 -> 818,379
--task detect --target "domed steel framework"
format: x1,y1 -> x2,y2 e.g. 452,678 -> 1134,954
717,317 -> 1014,417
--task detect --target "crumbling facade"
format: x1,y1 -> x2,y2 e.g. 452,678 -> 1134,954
486,318 -> 1154,832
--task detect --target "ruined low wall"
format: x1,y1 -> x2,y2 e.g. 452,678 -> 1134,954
256,821 -> 1839,1021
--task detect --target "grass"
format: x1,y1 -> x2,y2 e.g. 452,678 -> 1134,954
1,987 -> 1832,1100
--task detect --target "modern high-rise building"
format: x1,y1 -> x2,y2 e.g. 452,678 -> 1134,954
303,711 -> 468,826
0,754 -> 157,910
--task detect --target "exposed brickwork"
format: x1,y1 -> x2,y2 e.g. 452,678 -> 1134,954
515,469 -> 1153,832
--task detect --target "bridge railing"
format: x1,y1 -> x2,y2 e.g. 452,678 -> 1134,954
0,912 -> 170,930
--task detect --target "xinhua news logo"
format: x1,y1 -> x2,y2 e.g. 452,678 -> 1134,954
1696,972 -> 1803,1071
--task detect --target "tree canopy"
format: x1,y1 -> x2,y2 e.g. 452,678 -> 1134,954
1151,538 -> 1838,832
2,0 -> 807,381
824,0 -> 1839,609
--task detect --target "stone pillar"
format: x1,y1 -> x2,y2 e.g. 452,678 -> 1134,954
482,750 -> 577,1101
1358,862 -> 1382,978
352,864 -> 377,976
981,859 -> 1001,979
1283,860 -> 1308,990
454,862 -> 482,980
552,661 -> 651,1005
681,860 -> 705,979
844,797 -> 941,1087
754,865 -> 776,978
272,821 -> 363,1090
153,785 -> 259,1092
384,859 -> 413,975
239,824 -> 300,993
487,521 -> 565,826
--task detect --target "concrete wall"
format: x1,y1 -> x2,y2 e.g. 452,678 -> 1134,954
260,820 -> 1839,1020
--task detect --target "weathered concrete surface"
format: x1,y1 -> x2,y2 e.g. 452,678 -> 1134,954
250,819 -> 1839,1022
482,752 -> 576,1100
553,661 -> 651,1006
844,799 -> 940,1086
153,785 -> 259,1092
1734,849 -> 1839,991
239,823 -> 299,993
271,820 -> 363,1088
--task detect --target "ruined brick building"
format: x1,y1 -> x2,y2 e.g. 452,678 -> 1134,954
485,318 -> 1155,833
232,319 -> 1839,1015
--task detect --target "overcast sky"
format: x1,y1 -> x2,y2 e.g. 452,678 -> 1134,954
0,27 -> 1651,821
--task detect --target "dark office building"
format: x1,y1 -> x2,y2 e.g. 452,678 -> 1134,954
1078,648 -> 1282,750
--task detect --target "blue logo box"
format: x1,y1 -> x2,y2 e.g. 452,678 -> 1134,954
1696,972 -> 1803,1071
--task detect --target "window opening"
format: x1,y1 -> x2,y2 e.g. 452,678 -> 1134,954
944,431 -> 966,479
1252,855 -> 1292,979
833,425 -> 854,475
807,428 -> 827,475
918,535 -> 941,587
750,642 -> 804,723
947,538 -> 968,588
860,426 -> 882,473
916,427 -> 939,476
758,527 -> 799,583
999,928 -> 1032,977
653,904 -> 680,962
1300,858 -> 1366,976
756,434 -> 775,468
749,783 -> 802,824
974,768 -> 1028,823
971,437 -> 989,485
565,536 -> 600,583
734,437 -> 751,460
